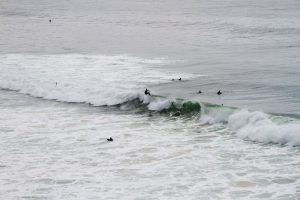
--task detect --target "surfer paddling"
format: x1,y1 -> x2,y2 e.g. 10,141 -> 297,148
217,90 -> 222,95
145,88 -> 151,95
107,137 -> 113,142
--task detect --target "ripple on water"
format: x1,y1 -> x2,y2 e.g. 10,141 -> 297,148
272,178 -> 296,184
54,179 -> 76,184
230,180 -> 257,188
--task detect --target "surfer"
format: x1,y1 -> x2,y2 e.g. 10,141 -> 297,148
145,88 -> 151,95
107,137 -> 113,142
179,78 -> 182,81
49,19 -> 52,23
217,90 -> 222,95
198,90 -> 202,94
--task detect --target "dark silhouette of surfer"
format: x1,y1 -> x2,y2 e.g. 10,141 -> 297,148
179,78 -> 182,81
198,90 -> 202,94
145,88 -> 151,95
217,90 -> 222,95
107,137 -> 113,142
49,19 -> 52,23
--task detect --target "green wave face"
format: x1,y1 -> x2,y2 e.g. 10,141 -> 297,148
161,101 -> 201,116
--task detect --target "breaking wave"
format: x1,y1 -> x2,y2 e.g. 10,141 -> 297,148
200,106 -> 300,146
1,54 -> 300,147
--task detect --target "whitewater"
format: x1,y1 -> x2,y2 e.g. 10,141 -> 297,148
1,0 -> 300,199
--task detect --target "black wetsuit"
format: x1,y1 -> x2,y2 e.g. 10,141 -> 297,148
145,89 -> 151,95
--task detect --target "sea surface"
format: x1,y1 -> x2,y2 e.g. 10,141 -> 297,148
1,0 -> 300,199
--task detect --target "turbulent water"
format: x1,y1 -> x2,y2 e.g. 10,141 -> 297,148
1,0 -> 300,199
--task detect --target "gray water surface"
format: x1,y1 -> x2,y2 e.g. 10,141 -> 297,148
1,0 -> 300,115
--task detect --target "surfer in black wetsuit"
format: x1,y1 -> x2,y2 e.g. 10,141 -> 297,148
49,19 -> 52,23
217,90 -> 222,95
198,90 -> 202,94
179,78 -> 182,81
145,88 -> 151,95
107,137 -> 113,142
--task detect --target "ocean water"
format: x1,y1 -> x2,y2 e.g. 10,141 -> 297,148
1,0 -> 300,199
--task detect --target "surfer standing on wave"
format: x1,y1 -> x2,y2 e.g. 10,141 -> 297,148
145,88 -> 151,95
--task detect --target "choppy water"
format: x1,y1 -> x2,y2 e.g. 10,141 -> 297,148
1,0 -> 300,199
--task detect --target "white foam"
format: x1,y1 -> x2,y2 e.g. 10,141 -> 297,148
0,54 -> 197,106
201,106 -> 300,146
228,110 -> 300,146
2,90 -> 299,200
200,105 -> 235,124
147,98 -> 171,111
